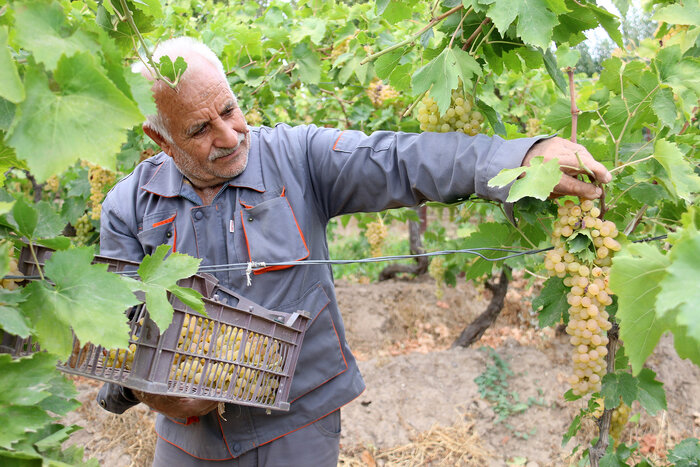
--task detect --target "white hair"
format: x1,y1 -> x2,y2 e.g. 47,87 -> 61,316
132,37 -> 233,143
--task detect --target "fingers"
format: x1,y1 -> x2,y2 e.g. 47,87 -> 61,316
564,140 -> 611,184
554,174 -> 602,200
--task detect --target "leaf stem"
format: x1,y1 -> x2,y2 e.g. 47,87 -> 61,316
471,23 -> 495,55
360,5 -> 463,65
461,18 -> 490,51
28,241 -> 45,282
449,10 -> 468,49
402,90 -> 427,119
609,154 -> 656,174
567,69 -> 579,143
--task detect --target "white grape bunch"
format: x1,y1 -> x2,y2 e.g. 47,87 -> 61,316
416,89 -> 485,135
544,199 -> 620,397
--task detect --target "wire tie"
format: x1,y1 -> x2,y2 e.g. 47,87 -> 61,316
245,261 -> 266,286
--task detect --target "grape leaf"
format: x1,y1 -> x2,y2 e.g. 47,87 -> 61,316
11,197 -> 38,238
293,42 -> 321,85
7,54 -> 143,181
532,276 -> 568,328
412,48 -> 481,115
0,289 -> 31,337
137,245 -> 203,332
20,248 -> 139,358
651,87 -> 678,130
157,56 -> 187,84
543,48 -> 568,95
459,222 -> 517,280
375,47 -> 407,80
290,18 -> 327,45
653,139 -> 700,203
488,156 -> 561,203
562,412 -> 581,446
379,0 -> 417,23
609,243 -> 673,374
667,438 -> 700,466
0,405 -> 53,450
655,220 -> 700,343
636,368 -> 666,416
652,4 -> 700,27
13,0 -> 100,71
123,71 -> 157,118
475,100 -> 506,136
482,0 -> 558,50
0,353 -> 56,406
0,27 -> 24,104
555,45 -> 581,70
601,372 -> 638,409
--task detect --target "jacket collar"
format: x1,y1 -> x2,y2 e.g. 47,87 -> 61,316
140,131 -> 265,197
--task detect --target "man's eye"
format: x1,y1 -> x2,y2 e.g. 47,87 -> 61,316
222,108 -> 234,117
192,126 -> 207,137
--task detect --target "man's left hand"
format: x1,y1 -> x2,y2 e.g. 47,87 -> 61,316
522,137 -> 612,200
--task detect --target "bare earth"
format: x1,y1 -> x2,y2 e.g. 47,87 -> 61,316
64,275 -> 700,466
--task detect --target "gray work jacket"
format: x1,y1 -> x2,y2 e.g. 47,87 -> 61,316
98,123 -> 541,459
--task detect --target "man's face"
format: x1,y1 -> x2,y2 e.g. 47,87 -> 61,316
155,61 -> 250,188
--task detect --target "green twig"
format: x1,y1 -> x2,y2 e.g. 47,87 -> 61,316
402,90 -> 428,119
360,5 -> 463,65
28,241 -> 45,282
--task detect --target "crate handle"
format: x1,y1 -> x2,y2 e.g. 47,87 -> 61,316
212,284 -> 308,328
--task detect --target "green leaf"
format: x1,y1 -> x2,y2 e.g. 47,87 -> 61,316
601,372 -> 638,409
13,0 -> 100,71
11,197 -> 38,238
7,54 -> 143,181
124,71 -> 157,117
655,226 -> 700,343
542,48 -> 568,95
293,42 -> 321,85
589,3 -> 623,47
653,139 -> 700,203
667,438 -> 700,465
609,243 -> 672,375
653,4 -> 700,27
555,45 -> 581,69
0,27 -> 24,103
129,0 -> 162,18
475,100 -> 505,136
21,248 -> 139,358
484,0 -> 558,50
0,353 -> 57,407
636,368 -> 666,416
0,405 -> 53,450
412,48 -> 481,115
137,245 -> 203,332
651,88 -> 677,129
459,223 -> 518,280
532,276 -> 568,328
157,55 -> 187,84
380,0 -> 415,23
375,47 -> 407,80
488,156 -> 561,203
34,201 -> 65,239
562,412 -> 581,446
290,18 -> 327,45
0,289 -> 31,337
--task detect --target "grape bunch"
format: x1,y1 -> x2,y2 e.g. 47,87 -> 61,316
416,90 -> 484,135
245,108 -> 263,126
366,78 -> 399,107
87,163 -> 116,220
365,219 -> 388,258
73,213 -> 94,246
610,401 -> 631,445
544,199 -> 621,396
428,255 -> 447,300
44,175 -> 60,193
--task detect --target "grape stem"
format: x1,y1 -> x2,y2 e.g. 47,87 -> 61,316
28,241 -> 45,282
461,18 -> 490,51
402,90 -> 428,119
567,69 -> 579,144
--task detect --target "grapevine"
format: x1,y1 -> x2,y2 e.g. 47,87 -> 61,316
416,89 -> 484,135
43,175 -> 60,193
544,198 -> 619,397
245,108 -> 263,126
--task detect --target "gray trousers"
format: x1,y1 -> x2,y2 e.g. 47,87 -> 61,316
152,410 -> 340,467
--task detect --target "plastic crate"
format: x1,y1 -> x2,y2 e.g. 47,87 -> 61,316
58,286 -> 310,411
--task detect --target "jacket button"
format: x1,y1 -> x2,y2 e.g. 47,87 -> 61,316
166,231 -> 172,238
194,211 -> 203,220
248,217 -> 254,222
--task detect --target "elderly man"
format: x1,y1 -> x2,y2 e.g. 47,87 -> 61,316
97,37 -> 610,466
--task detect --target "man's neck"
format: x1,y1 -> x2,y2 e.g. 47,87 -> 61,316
192,183 -> 224,205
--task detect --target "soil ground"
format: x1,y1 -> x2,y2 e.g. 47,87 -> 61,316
63,273 -> 700,467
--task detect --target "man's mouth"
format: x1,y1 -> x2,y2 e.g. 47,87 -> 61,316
209,132 -> 247,162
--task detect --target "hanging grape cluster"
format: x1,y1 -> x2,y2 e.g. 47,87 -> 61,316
544,199 -> 621,396
1,255 -> 22,290
43,175 -> 60,193
87,163 -> 116,220
365,218 -> 388,258
428,255 -> 447,300
416,89 -> 484,135
74,213 -> 94,246
245,108 -> 263,126
610,401 -> 631,445
366,78 -> 399,107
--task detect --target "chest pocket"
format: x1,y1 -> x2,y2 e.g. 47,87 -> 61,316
240,189 -> 309,274
137,210 -> 177,255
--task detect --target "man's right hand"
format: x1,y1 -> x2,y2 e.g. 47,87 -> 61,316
132,390 -> 219,419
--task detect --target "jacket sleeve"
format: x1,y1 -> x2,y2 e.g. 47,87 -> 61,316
300,126 -> 544,220
96,187 -> 144,414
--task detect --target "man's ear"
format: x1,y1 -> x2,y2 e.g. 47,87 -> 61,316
143,124 -> 173,156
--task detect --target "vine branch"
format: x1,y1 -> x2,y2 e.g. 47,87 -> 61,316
360,5 -> 463,65
462,18 -> 490,51
590,323 -> 619,467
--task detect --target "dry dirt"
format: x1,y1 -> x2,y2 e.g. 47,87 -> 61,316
64,274 -> 700,466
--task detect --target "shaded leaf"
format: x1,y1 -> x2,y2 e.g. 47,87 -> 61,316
533,276 -> 568,328
636,368 -> 666,416
483,0 -> 558,50
601,372 -> 638,409
293,42 -> 321,85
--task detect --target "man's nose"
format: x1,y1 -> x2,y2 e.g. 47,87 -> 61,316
214,121 -> 240,148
